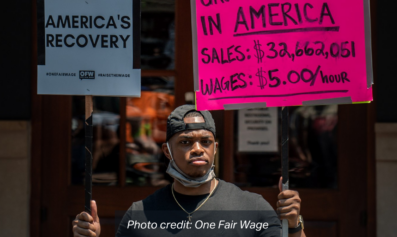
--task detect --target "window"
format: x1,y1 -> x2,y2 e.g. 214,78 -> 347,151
70,0 -> 176,186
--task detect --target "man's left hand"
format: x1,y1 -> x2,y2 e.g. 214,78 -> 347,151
277,177 -> 301,228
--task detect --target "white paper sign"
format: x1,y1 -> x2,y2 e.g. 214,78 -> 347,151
37,0 -> 140,96
238,108 -> 278,152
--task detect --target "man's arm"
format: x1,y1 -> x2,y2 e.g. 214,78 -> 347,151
116,202 -> 143,237
277,178 -> 306,237
116,206 -> 133,237
72,200 -> 101,237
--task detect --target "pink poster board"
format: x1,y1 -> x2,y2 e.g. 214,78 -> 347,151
192,0 -> 373,111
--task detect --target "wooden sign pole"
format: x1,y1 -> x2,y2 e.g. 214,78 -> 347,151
281,107 -> 289,237
85,95 -> 93,214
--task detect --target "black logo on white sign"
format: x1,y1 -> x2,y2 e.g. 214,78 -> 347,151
79,70 -> 95,80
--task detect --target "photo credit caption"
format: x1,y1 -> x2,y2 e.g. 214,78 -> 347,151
127,220 -> 269,231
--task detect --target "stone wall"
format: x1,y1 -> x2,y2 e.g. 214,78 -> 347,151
0,121 -> 30,237
376,123 -> 397,237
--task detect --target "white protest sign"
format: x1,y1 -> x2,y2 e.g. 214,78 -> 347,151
37,0 -> 140,96
238,107 -> 278,152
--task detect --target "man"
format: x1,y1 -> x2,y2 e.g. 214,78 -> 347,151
73,105 -> 306,237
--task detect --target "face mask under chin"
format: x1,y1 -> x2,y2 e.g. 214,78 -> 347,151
166,142 -> 216,188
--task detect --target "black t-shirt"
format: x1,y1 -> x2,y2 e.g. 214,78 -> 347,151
116,179 -> 281,237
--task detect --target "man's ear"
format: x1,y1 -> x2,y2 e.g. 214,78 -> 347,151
214,142 -> 218,155
162,143 -> 172,161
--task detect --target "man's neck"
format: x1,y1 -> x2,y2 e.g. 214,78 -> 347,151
173,178 -> 218,195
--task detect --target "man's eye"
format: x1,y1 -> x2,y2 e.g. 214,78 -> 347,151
180,140 -> 189,144
202,140 -> 212,144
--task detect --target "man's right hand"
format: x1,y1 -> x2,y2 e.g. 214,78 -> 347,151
72,200 -> 101,237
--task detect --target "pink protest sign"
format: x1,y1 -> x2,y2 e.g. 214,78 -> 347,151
192,0 -> 373,111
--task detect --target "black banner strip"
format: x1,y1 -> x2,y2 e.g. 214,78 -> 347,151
85,115 -> 93,214
281,108 -> 289,185
133,0 -> 141,69
37,0 -> 45,65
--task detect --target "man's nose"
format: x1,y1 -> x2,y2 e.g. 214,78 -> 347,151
191,141 -> 204,156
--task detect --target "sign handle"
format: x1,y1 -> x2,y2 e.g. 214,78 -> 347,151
85,95 -> 93,214
281,107 -> 289,237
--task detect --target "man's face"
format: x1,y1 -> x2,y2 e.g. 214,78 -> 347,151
162,116 -> 217,178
